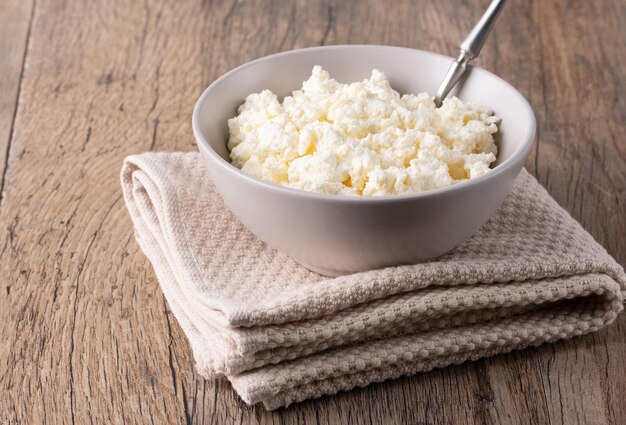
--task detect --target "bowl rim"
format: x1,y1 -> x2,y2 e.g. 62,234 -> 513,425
192,44 -> 536,204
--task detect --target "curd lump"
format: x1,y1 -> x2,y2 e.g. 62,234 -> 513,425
228,66 -> 499,196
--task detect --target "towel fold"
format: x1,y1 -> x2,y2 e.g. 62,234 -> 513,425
121,152 -> 625,410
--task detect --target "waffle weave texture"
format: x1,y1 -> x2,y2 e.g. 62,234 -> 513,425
121,152 -> 625,410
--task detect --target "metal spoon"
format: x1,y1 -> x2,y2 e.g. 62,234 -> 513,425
434,0 -> 509,107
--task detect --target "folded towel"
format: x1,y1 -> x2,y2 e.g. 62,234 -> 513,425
121,152 -> 625,410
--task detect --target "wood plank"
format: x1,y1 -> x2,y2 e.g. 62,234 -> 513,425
0,0 -> 34,200
526,1 -> 626,423
0,0 -> 623,424
0,0 -> 202,422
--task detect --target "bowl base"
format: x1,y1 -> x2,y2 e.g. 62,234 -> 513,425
293,259 -> 347,277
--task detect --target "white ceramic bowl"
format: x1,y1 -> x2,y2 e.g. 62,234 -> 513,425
193,45 -> 536,276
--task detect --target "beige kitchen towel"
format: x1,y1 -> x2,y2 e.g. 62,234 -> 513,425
121,152 -> 625,410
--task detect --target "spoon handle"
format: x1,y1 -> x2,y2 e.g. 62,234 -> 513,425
434,0 -> 508,107
460,0 -> 508,59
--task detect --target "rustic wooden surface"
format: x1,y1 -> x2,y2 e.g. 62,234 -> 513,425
1,0 -> 624,423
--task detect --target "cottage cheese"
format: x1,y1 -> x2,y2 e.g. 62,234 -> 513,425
228,66 -> 499,196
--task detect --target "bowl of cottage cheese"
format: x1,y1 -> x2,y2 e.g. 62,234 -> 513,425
193,45 -> 535,276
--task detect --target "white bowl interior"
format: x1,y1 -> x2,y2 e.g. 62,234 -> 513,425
195,45 -> 534,170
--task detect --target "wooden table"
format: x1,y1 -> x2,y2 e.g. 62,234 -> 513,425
1,0 -> 624,423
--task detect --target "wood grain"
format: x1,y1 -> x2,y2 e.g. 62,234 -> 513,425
0,0 -> 34,198
0,0 -> 624,424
